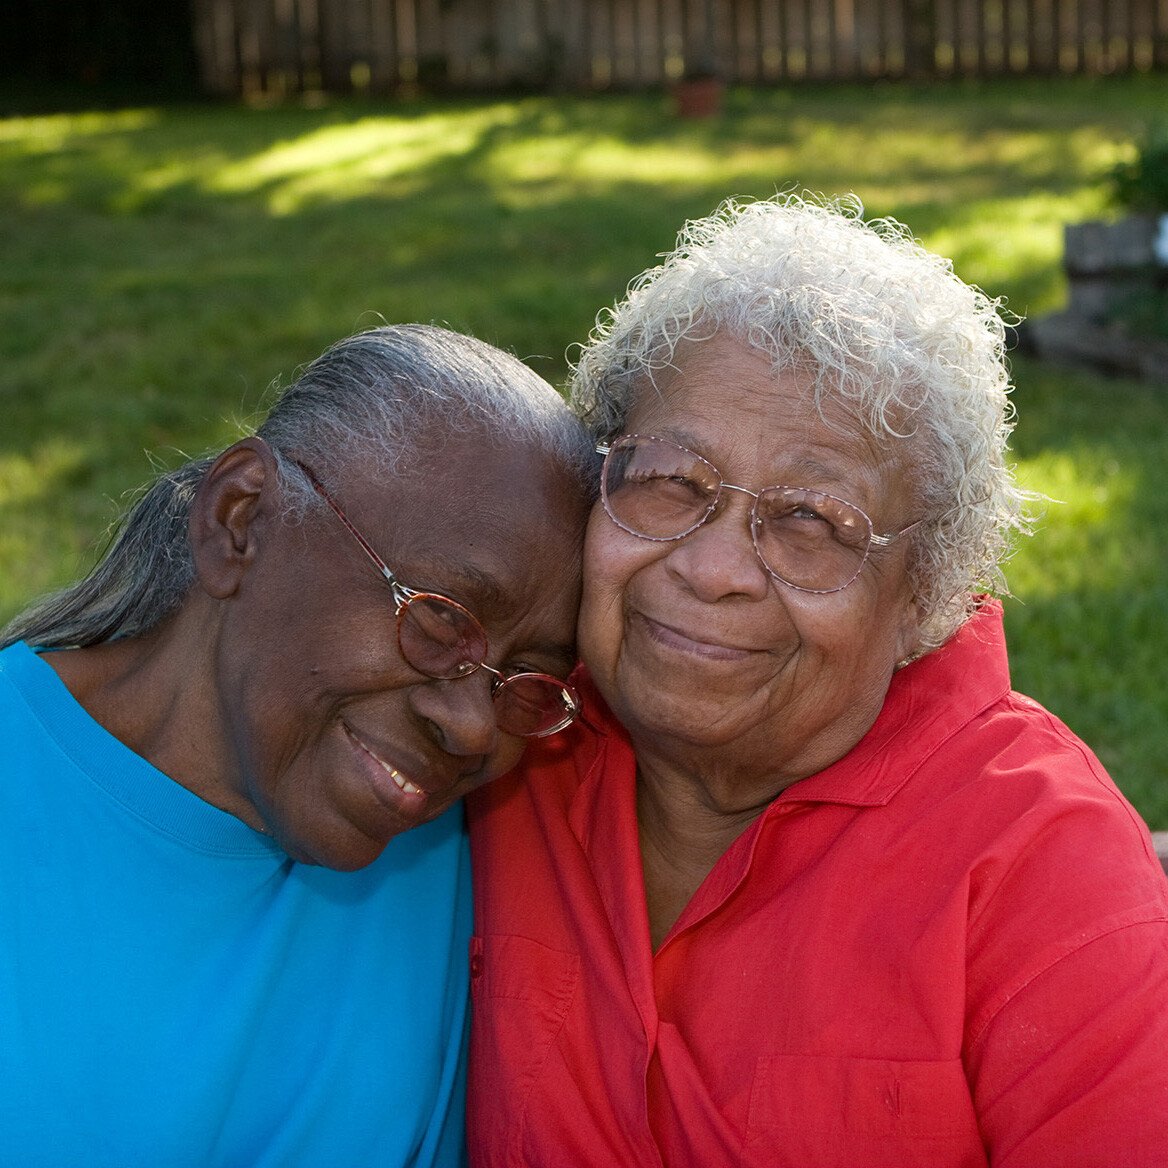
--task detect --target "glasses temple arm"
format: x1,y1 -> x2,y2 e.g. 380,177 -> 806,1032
294,461 -> 408,595
870,517 -> 926,547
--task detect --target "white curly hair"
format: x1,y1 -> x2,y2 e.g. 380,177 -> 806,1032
570,193 -> 1034,651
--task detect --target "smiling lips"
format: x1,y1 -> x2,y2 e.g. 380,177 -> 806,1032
639,613 -> 754,661
344,724 -> 426,800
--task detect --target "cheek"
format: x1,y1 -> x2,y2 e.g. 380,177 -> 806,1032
781,578 -> 909,666
579,518 -> 643,667
577,577 -> 615,676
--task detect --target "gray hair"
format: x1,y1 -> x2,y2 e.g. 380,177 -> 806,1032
3,324 -> 595,651
571,193 -> 1034,650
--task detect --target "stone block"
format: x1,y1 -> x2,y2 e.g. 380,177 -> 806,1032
1064,216 -> 1159,276
1154,832 -> 1168,878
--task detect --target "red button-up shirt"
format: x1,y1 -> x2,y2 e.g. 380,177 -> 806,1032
468,602 -> 1168,1166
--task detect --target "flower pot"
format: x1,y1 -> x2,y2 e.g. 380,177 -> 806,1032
671,76 -> 723,119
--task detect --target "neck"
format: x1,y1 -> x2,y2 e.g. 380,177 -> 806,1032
42,612 -> 251,827
635,754 -> 772,950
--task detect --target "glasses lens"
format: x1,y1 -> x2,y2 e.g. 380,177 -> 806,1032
493,673 -> 580,738
602,436 -> 720,540
753,487 -> 872,592
397,594 -> 488,680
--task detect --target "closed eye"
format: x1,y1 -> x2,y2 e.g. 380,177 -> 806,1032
790,502 -> 824,520
761,501 -> 831,526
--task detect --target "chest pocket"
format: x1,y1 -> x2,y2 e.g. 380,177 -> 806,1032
742,1053 -> 986,1168
468,934 -> 580,1156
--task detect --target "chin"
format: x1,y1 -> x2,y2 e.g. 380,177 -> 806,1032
274,824 -> 397,871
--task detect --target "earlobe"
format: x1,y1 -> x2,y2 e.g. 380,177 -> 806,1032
894,596 -> 925,669
190,438 -> 280,600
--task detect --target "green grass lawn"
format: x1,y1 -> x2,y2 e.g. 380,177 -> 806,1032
1,74 -> 1165,825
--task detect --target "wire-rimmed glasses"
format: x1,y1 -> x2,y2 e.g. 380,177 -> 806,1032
296,462 -> 580,738
596,434 -> 922,595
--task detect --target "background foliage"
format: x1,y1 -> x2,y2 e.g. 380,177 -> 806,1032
1,74 -> 1165,824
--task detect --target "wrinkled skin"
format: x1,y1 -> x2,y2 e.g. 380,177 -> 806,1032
50,432 -> 588,870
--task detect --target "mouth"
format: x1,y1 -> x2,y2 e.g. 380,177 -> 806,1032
343,724 -> 428,804
636,612 -> 755,662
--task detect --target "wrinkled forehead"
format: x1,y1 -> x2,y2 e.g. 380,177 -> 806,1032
638,332 -> 921,421
624,333 -> 925,503
339,429 -> 590,556
353,419 -> 581,492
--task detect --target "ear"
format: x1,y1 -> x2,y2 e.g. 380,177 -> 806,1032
894,594 -> 926,668
190,437 -> 282,600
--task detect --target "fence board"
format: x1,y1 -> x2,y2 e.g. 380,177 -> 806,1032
189,0 -> 1168,96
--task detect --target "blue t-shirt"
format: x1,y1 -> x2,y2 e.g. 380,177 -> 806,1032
0,641 -> 470,1167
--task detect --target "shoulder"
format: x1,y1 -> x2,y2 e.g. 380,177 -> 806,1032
935,687 -> 1160,881
470,667 -> 620,827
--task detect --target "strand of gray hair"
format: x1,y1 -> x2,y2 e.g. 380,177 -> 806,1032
3,324 -> 594,652
570,193 -> 1036,651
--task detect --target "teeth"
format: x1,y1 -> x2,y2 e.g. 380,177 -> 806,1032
376,755 -> 423,796
346,725 -> 425,797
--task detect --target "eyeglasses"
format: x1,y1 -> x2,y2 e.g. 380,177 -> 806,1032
296,462 -> 580,738
596,434 -> 922,595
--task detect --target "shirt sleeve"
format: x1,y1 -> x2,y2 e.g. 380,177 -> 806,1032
968,917 -> 1168,1166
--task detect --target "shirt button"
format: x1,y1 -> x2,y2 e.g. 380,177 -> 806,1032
470,953 -> 484,979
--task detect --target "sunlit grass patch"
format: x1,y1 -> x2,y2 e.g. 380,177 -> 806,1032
1,75 -> 1166,821
1003,356 -> 1167,820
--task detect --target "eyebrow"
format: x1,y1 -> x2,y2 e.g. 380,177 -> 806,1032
647,427 -> 858,489
410,557 -> 577,669
651,425 -> 707,453
411,556 -> 506,611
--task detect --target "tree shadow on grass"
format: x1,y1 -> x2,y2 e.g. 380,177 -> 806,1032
1,85 -> 1165,825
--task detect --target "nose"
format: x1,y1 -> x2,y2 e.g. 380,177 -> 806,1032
409,671 -> 500,759
665,484 -> 772,602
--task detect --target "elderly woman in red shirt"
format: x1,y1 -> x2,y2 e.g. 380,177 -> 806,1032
467,195 -> 1168,1166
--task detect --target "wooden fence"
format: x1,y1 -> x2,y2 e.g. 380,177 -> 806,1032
191,0 -> 1168,97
